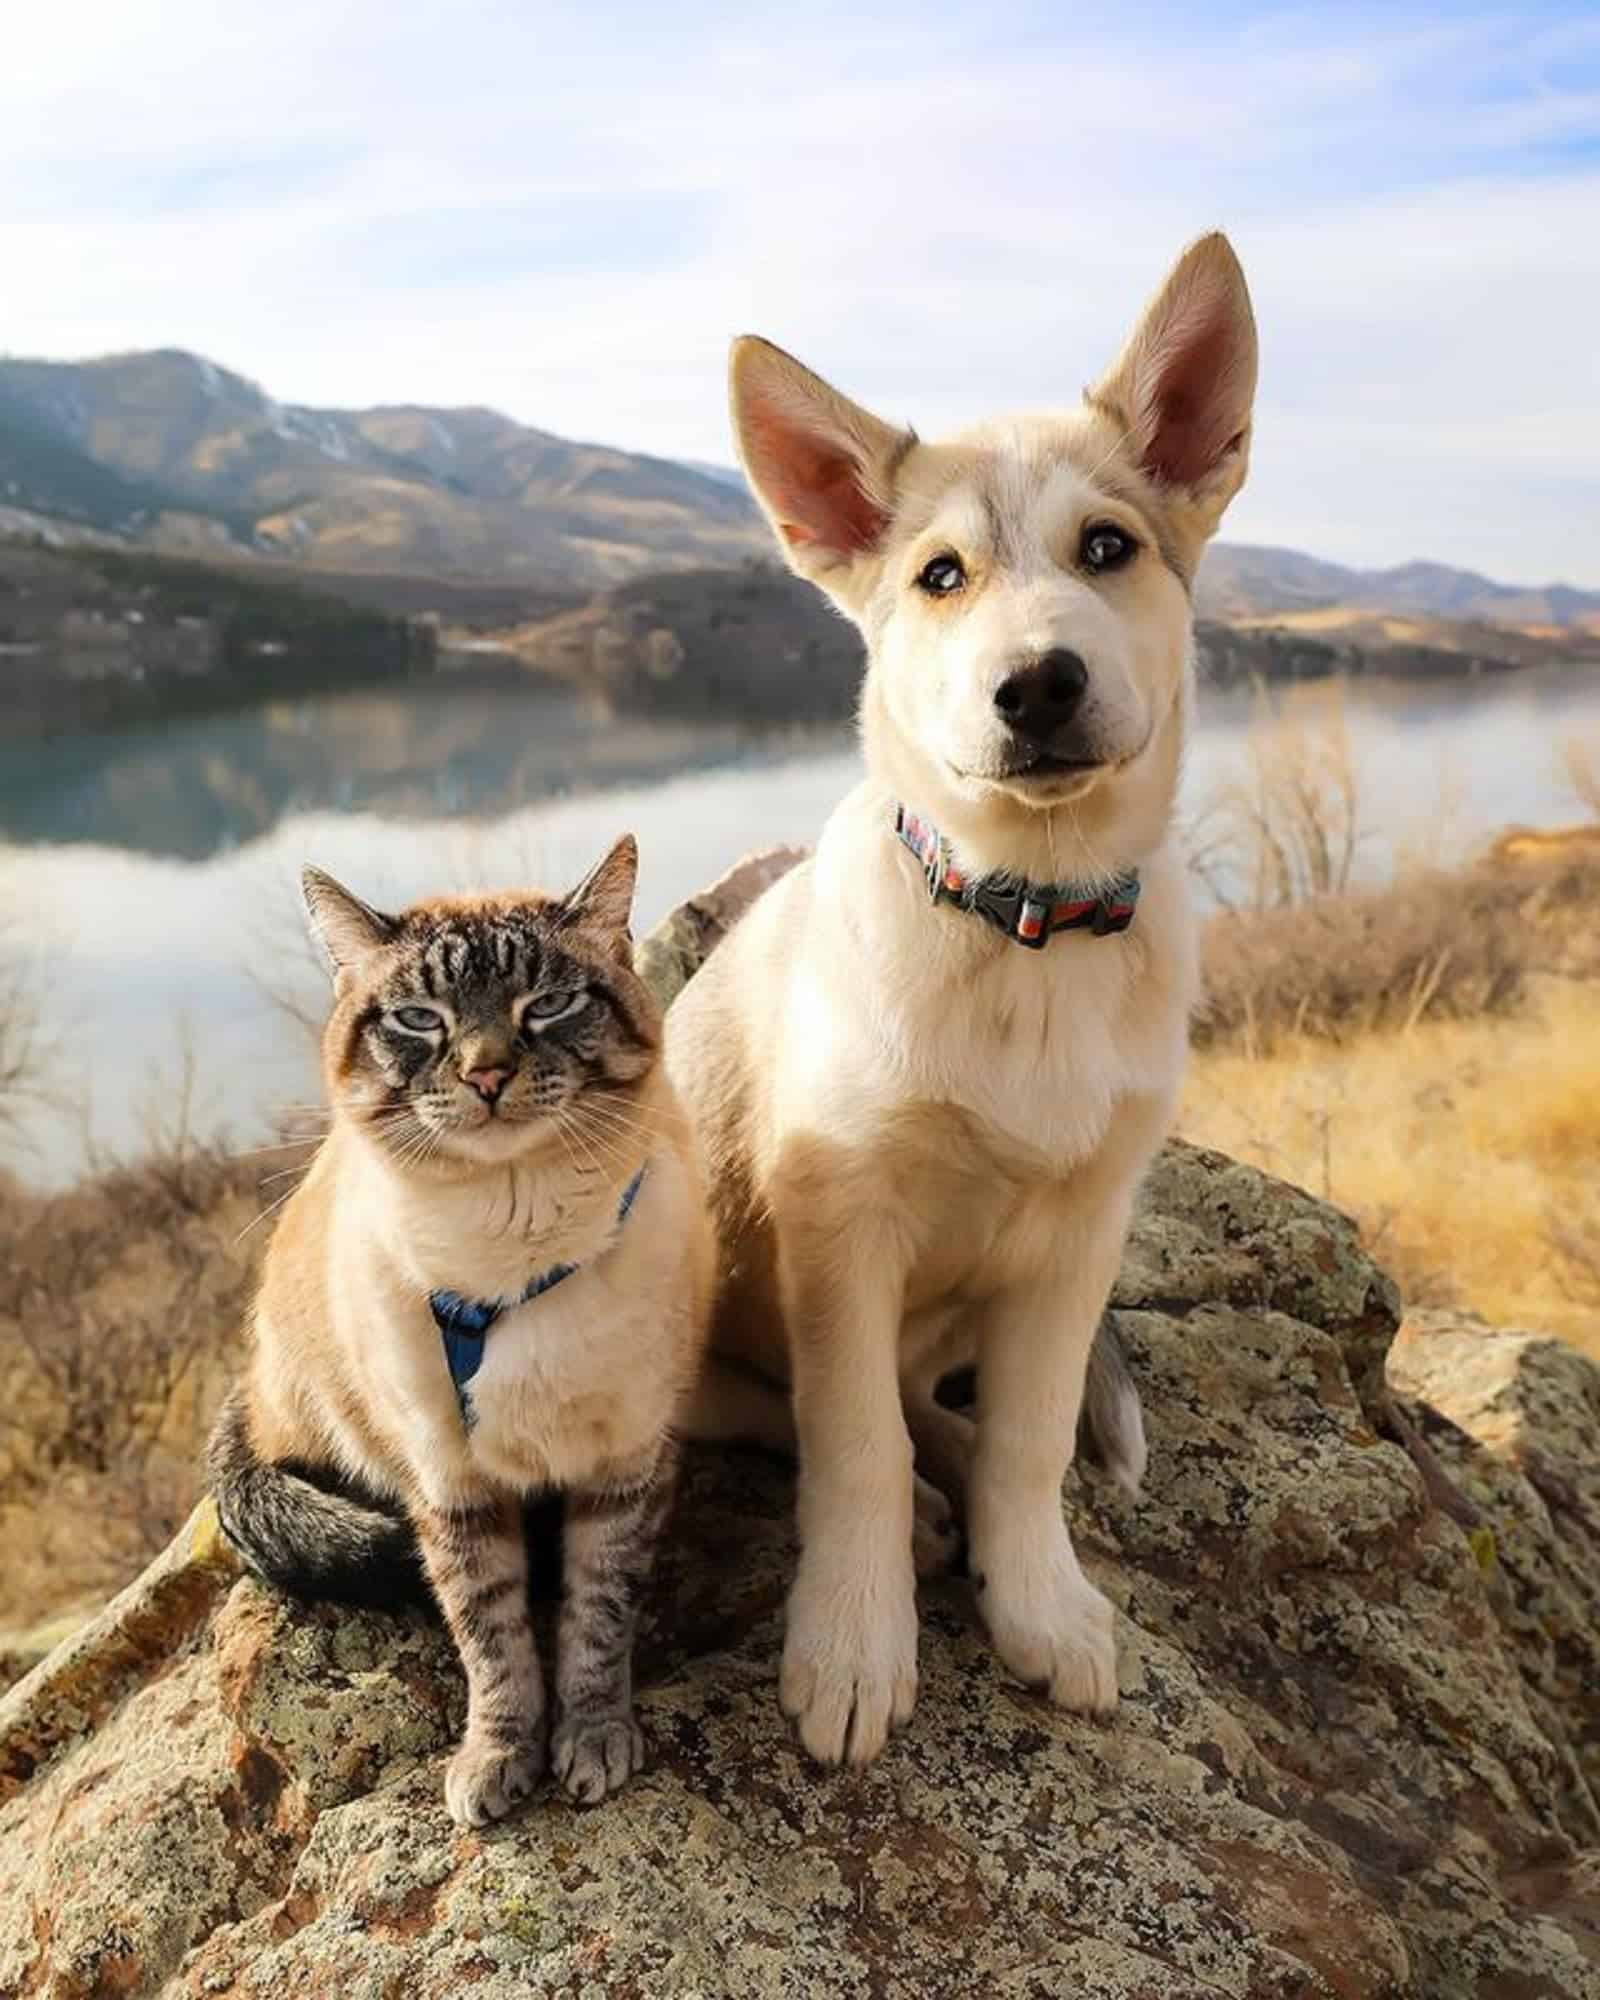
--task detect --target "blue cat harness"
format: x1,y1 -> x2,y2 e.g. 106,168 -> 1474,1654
429,1163 -> 648,1419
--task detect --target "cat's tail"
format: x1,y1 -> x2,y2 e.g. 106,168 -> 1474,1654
206,1384 -> 428,1610
1076,1316 -> 1148,1496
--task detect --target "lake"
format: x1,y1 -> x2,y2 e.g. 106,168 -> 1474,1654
4,666 -> 1596,1187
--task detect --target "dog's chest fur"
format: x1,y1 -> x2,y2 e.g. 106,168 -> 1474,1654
796,788 -> 1194,1174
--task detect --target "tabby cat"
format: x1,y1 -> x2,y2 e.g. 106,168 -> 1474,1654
208,836 -> 712,1822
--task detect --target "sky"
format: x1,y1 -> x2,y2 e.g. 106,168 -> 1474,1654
4,2 -> 1599,585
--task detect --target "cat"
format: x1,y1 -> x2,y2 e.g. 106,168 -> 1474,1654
207,834 -> 712,1821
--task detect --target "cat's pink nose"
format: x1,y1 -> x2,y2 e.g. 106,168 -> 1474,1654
463,1066 -> 511,1105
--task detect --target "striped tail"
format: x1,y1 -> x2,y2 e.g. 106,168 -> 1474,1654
206,1385 -> 427,1610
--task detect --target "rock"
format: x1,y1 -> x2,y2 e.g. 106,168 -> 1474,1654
0,1605 -> 100,1697
2,861 -> 1598,1997
1390,1312 -> 1600,1843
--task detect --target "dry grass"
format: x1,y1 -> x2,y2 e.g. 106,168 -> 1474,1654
0,1131 -> 310,1628
1187,707 -> 1600,1356
1196,849 -> 1600,1052
1181,976 -> 1600,1359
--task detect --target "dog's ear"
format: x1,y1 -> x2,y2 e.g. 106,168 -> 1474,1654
729,337 -> 912,601
1089,232 -> 1257,534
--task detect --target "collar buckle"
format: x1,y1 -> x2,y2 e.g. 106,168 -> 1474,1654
893,803 -> 1139,951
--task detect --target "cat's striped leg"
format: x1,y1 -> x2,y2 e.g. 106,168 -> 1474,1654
553,1447 -> 676,1805
415,1492 -> 546,1825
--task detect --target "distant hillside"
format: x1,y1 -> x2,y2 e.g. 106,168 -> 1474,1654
477,564 -> 1600,723
3,345 -> 1598,628
488,563 -> 866,722
1197,544 -> 1600,633
0,350 -> 764,588
0,541 -> 432,740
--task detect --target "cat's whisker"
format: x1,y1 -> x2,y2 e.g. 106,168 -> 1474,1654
564,1109 -> 641,1178
565,1112 -> 644,1162
225,1138 -> 325,1163
553,1108 -> 609,1181
565,1097 -> 674,1144
564,1105 -> 666,1163
233,1182 -> 303,1247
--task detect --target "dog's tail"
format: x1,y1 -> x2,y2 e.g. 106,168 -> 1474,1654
1077,1317 -> 1148,1496
207,1384 -> 427,1609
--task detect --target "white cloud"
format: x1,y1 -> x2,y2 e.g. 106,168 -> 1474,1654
1,2 -> 1597,582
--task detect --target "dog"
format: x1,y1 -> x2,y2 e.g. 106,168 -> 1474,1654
665,233 -> 1257,1763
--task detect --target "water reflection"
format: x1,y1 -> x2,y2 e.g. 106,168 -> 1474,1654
2,667 -> 1594,1186
0,679 -> 777,860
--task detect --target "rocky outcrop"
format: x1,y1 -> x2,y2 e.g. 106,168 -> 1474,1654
2,868 -> 1597,1998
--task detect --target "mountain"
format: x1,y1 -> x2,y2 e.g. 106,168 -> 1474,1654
1197,544 -> 1600,633
0,350 -> 764,587
2,347 -> 1599,628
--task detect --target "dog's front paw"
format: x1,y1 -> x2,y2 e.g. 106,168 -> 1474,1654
780,1551 -> 918,1764
444,1730 -> 546,1826
978,1542 -> 1118,1713
552,1711 -> 645,1806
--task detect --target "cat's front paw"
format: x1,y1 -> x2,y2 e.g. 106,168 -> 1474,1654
552,1711 -> 645,1805
444,1732 -> 546,1826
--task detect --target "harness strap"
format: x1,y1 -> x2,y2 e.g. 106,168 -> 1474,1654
429,1162 -> 648,1422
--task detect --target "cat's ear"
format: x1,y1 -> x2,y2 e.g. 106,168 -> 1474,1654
302,866 -> 399,975
561,833 -> 638,934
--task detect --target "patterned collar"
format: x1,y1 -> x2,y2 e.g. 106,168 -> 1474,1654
894,804 -> 1140,948
430,1163 -> 648,1422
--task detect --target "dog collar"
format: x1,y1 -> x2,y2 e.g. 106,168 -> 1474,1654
894,805 -> 1139,947
430,1163 -> 648,1422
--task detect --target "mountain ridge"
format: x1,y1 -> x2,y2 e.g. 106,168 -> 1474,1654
0,349 -> 765,588
3,346 -> 1598,626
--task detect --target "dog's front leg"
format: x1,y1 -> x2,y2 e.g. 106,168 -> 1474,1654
778,1213 -> 919,1765
967,1118 -> 1161,1712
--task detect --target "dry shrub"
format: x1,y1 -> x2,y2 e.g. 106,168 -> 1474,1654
0,1134 -> 302,1625
1188,683 -> 1363,910
1549,1211 -> 1600,1319
0,907 -> 47,1139
1563,730 -> 1600,818
1196,849 -> 1600,1053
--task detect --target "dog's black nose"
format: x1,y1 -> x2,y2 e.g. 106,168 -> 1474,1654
993,650 -> 1089,743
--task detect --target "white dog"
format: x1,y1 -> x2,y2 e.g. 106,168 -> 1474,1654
667,234 -> 1257,1762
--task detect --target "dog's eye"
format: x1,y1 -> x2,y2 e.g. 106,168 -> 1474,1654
916,554 -> 966,595
1081,524 -> 1137,574
391,1004 -> 443,1034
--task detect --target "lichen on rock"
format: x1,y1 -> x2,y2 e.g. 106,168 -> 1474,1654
1,854 -> 1597,1998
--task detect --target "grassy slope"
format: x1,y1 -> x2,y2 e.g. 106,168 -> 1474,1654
1182,978 -> 1600,1355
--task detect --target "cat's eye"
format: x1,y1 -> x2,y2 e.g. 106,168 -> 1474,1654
916,554 -> 966,595
391,1004 -> 444,1034
522,988 -> 587,1029
1081,523 -> 1137,574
